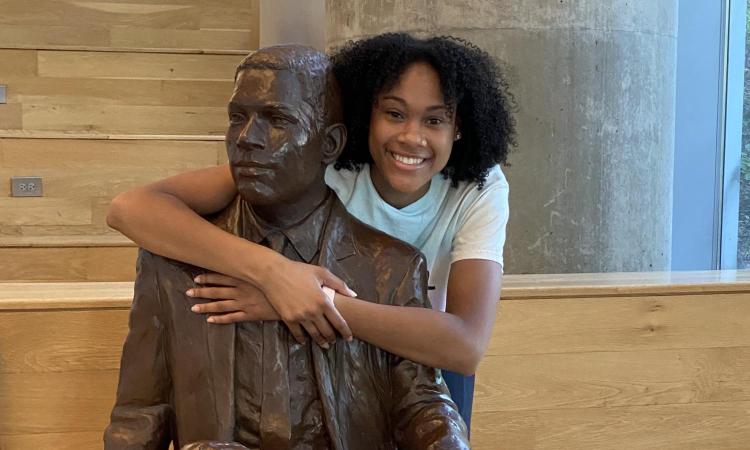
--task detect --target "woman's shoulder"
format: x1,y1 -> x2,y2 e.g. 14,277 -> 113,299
439,165 -> 509,208
324,164 -> 364,202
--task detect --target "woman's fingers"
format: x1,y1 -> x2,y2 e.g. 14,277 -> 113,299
286,322 -> 307,345
187,286 -> 235,299
301,319 -> 332,349
322,302 -> 352,342
191,299 -> 239,314
207,311 -> 250,324
318,268 -> 357,297
195,272 -> 240,287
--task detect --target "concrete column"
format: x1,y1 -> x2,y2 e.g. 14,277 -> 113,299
260,0 -> 326,49
327,0 -> 678,274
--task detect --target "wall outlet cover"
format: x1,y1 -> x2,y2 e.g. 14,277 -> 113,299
11,176 -> 43,197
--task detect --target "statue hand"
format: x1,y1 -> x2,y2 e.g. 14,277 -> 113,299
260,258 -> 356,347
187,272 -> 279,323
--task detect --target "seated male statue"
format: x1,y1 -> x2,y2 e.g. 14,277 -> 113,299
104,44 -> 469,450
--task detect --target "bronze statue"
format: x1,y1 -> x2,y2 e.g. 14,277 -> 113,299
104,45 -> 469,450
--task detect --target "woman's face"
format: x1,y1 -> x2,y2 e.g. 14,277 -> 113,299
368,62 -> 458,208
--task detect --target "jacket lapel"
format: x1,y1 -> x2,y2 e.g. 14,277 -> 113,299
311,202 -> 358,450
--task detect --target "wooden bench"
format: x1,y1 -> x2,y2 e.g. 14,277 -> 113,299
1,271 -> 749,449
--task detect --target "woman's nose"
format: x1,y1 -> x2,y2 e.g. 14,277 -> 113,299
397,130 -> 427,148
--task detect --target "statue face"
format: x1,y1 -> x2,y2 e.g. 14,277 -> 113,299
226,68 -> 325,205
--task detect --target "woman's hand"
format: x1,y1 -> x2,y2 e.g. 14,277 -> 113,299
258,258 -> 356,348
187,273 -> 279,323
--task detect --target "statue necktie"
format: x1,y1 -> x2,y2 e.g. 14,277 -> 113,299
259,231 -> 291,449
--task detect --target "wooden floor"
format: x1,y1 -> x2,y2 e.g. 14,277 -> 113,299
1,272 -> 749,449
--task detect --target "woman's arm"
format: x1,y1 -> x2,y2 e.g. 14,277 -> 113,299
195,258 -> 501,374
107,164 -> 355,344
334,259 -> 501,375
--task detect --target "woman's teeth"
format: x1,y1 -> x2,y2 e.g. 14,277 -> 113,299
390,152 -> 425,165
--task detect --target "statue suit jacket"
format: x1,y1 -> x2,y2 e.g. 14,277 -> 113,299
104,195 -> 469,450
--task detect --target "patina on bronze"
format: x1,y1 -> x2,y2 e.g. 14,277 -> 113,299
104,45 -> 469,450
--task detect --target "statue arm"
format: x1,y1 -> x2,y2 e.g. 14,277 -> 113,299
104,250 -> 174,450
388,254 -> 470,449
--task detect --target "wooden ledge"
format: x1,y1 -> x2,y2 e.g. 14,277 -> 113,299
0,235 -> 135,248
501,270 -> 750,299
0,132 -> 225,141
0,282 -> 134,310
3,270 -> 750,311
0,45 -> 250,55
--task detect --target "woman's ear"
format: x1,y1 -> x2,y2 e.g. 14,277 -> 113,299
322,123 -> 347,164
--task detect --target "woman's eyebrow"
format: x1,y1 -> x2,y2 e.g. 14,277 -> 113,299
381,95 -> 448,112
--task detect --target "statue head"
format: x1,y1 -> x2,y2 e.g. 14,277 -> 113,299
225,45 -> 346,207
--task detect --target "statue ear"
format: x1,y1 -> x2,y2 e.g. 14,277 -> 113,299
322,123 -> 347,164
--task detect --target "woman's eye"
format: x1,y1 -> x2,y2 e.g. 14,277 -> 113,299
229,113 -> 245,124
386,110 -> 404,120
426,117 -> 444,126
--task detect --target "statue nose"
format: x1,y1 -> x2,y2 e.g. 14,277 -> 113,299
238,115 -> 265,150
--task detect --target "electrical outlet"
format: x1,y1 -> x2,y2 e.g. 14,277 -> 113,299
11,176 -> 43,197
0,85 -> 5,104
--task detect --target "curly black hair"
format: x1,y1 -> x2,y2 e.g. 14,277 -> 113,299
330,32 -> 516,188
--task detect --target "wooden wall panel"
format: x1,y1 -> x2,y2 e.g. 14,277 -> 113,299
0,49 -> 241,135
4,77 -> 233,107
0,370 -> 119,434
471,402 -> 750,450
0,247 -> 137,281
0,0 -> 259,52
0,137 -> 224,238
36,50 -> 242,80
475,347 -> 750,412
21,103 -> 227,135
0,198 -> 91,226
487,293 -> 750,355
0,431 -> 104,450
1,274 -> 750,448
0,309 -> 129,373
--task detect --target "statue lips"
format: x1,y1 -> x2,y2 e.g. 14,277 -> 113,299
234,163 -> 274,178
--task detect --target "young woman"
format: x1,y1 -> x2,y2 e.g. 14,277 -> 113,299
107,33 -> 515,430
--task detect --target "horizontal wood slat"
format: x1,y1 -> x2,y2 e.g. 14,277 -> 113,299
0,0 -> 259,53
0,247 -> 137,281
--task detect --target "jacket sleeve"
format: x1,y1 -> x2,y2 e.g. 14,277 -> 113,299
389,253 -> 470,450
104,249 -> 174,450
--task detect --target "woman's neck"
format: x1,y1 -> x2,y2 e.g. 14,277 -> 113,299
369,165 -> 431,209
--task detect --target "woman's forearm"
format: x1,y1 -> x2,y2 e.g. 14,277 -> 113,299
107,189 -> 282,285
334,295 -> 491,375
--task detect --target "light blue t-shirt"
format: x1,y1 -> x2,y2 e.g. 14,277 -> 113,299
325,164 -> 509,311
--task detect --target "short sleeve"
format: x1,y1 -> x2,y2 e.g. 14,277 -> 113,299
449,173 -> 510,271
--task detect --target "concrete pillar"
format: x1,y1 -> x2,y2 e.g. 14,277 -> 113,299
327,0 -> 678,274
260,0 -> 326,49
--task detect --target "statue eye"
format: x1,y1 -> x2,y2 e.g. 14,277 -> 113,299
271,115 -> 294,127
229,112 -> 246,125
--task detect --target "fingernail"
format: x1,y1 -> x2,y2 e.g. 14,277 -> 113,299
194,276 -> 202,283
207,316 -> 215,323
186,289 -> 195,297
322,343 -> 330,349
347,336 -> 353,342
191,305 -> 200,313
348,288 -> 358,297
